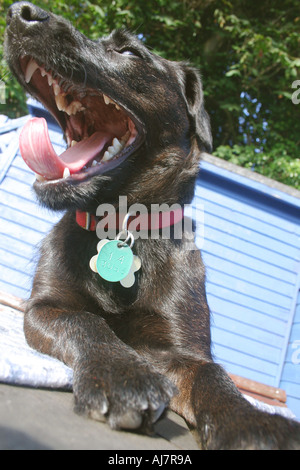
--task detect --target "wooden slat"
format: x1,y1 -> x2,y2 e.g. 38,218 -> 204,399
229,373 -> 286,404
0,290 -> 24,311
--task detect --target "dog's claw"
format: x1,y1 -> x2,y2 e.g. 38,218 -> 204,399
89,409 -> 107,423
152,403 -> 166,423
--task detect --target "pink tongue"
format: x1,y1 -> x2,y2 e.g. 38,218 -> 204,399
19,118 -> 109,180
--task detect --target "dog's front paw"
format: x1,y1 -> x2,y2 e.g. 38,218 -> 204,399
73,359 -> 177,432
206,410 -> 300,450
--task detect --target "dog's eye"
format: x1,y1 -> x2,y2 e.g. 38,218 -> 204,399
121,50 -> 135,56
118,49 -> 140,58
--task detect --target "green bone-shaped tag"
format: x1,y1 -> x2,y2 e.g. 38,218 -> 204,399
90,239 -> 141,287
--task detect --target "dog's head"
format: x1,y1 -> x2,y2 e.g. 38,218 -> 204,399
5,2 -> 212,211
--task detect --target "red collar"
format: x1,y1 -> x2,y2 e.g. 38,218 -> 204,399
76,208 -> 184,231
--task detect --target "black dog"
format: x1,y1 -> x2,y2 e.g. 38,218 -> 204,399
5,2 -> 300,449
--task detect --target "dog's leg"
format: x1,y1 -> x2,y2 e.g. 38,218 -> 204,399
166,358 -> 300,449
24,302 -> 176,431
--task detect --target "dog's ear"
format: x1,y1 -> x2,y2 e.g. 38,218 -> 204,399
180,65 -> 212,153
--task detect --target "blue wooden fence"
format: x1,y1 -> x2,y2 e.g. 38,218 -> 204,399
195,158 -> 300,418
0,104 -> 299,418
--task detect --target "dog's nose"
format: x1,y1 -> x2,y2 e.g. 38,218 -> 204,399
6,2 -> 49,30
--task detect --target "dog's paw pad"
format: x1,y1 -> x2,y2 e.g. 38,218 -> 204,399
115,410 -> 143,430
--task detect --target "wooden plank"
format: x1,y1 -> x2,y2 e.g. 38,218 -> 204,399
0,233 -> 34,259
204,224 -> 297,274
212,328 -> 281,365
0,247 -> 35,273
11,155 -> 35,172
206,282 -> 289,321
203,251 -> 294,299
229,373 -> 286,403
0,279 -> 29,299
201,154 -> 300,202
280,380 -> 300,402
0,189 -> 62,224
0,290 -> 24,311
6,165 -> 36,183
242,391 -> 287,408
203,240 -> 295,287
194,187 -> 300,240
0,218 -> 47,245
1,176 -> 35,201
204,267 -> 291,310
0,115 -> 30,134
0,137 -> 20,184
193,200 -> 300,259
213,343 -> 279,378
207,290 -> 288,333
0,264 -> 32,290
217,361 -> 276,386
212,315 -> 284,348
0,205 -> 55,234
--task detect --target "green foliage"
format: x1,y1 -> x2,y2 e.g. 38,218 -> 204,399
214,144 -> 300,189
0,0 -> 299,188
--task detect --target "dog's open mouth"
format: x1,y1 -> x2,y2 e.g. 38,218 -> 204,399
19,57 -> 145,183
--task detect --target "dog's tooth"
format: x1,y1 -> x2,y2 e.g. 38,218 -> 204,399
53,82 -> 61,96
112,137 -> 123,152
103,94 -> 116,106
55,93 -> 68,111
102,150 -> 114,162
47,74 -> 53,86
66,100 -> 85,116
66,131 -> 72,147
120,130 -> 131,144
63,167 -> 71,178
40,68 -> 47,77
107,145 -> 117,157
74,101 -> 85,113
25,59 -> 40,83
71,140 -> 78,147
103,94 -> 110,105
35,173 -> 45,182
92,160 -> 98,166
103,95 -> 120,109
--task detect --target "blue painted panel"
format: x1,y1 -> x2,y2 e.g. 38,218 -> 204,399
212,343 -> 279,381
0,279 -> 29,299
195,201 -> 299,261
0,114 -> 65,300
195,182 -> 300,235
0,263 -> 32,295
207,293 -> 286,335
203,241 -> 295,290
204,267 -> 291,311
279,289 -> 300,416
0,233 -> 34,259
204,224 -> 298,273
206,281 -> 289,321
194,162 -> 300,418
211,310 -> 285,348
203,251 -> 294,304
